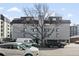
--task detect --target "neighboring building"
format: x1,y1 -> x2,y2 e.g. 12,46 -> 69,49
70,25 -> 79,43
70,24 -> 79,36
70,25 -> 77,36
0,14 -> 10,41
11,16 -> 70,44
77,25 -> 79,35
11,17 -> 38,40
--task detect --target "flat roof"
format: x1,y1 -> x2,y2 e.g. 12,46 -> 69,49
11,17 -> 71,24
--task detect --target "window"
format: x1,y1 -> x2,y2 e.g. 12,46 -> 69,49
7,32 -> 9,33
0,44 -> 18,49
0,45 -> 11,49
12,45 -> 18,49
24,29 -> 27,32
1,33 -> 3,36
56,28 -> 60,38
44,28 -> 49,32
31,28 -> 37,32
26,18 -> 30,21
59,17 -> 62,20
34,29 -> 37,32
8,25 -> 9,27
0,45 -> 5,48
19,44 -> 28,49
1,29 -> 3,32
24,40 -> 28,43
5,45 -> 12,49
31,28 -> 34,32
56,28 -> 59,32
53,18 -> 56,20
7,35 -> 10,37
56,33 -> 59,38
1,25 -> 3,28
8,28 -> 9,30
1,21 -> 3,24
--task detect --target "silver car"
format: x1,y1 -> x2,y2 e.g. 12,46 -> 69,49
0,42 -> 39,56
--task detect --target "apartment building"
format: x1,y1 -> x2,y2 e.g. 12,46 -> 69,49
11,16 -> 70,44
70,25 -> 79,43
70,25 -> 77,36
70,24 -> 79,36
0,14 -> 10,41
11,17 -> 35,40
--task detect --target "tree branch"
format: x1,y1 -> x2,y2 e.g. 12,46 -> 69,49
23,8 -> 29,16
27,32 -> 39,39
44,28 -> 54,38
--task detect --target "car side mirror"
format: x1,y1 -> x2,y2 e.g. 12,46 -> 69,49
22,48 -> 25,50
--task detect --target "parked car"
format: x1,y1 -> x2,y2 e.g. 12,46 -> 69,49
16,38 -> 38,47
16,38 -> 34,43
0,42 -> 39,56
45,40 -> 67,48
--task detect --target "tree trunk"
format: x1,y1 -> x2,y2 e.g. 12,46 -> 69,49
40,38 -> 45,47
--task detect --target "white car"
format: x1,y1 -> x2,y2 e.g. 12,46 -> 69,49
16,38 -> 33,43
16,38 -> 37,47
0,42 -> 39,56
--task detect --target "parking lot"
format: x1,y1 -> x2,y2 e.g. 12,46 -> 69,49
39,43 -> 79,56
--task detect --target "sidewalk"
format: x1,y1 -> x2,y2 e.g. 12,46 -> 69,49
65,43 -> 79,48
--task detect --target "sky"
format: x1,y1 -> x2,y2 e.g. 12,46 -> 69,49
0,3 -> 79,25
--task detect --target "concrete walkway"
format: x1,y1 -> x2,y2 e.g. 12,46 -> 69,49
65,43 -> 79,48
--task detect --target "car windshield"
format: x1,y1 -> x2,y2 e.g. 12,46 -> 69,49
19,43 -> 31,49
24,43 -> 31,48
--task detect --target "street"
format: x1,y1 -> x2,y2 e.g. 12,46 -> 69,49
39,43 -> 79,56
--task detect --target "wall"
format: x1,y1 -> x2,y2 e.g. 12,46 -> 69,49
45,24 -> 70,41
11,23 -> 70,41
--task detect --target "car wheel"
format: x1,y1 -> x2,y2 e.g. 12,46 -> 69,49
25,54 -> 33,56
61,45 -> 64,48
0,54 -> 4,56
58,45 -> 64,48
49,45 -> 53,48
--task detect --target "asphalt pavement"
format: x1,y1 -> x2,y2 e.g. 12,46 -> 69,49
39,43 -> 79,56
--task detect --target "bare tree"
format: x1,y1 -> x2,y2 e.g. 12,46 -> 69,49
23,4 -> 61,46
